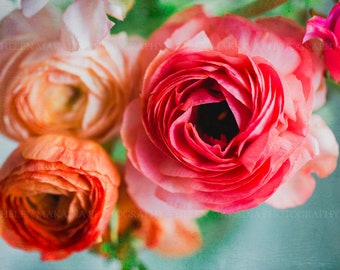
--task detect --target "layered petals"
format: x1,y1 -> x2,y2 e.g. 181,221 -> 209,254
122,6 -> 336,216
0,6 -> 143,142
0,134 -> 120,260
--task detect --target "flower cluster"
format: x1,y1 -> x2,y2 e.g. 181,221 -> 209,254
0,0 -> 339,267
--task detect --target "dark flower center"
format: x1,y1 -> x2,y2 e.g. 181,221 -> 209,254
26,193 -> 74,224
193,101 -> 239,146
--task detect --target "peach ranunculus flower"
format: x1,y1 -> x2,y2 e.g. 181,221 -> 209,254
304,2 -> 340,82
117,182 -> 202,257
121,6 -> 338,217
0,134 -> 120,261
93,181 -> 202,259
0,4 -> 142,142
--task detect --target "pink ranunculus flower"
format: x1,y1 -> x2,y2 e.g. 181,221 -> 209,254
0,134 -> 120,260
121,6 -> 338,217
0,5 -> 142,143
304,2 -> 340,82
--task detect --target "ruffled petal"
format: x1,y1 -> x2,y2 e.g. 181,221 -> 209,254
60,0 -> 114,51
304,114 -> 339,177
0,5 -> 61,39
266,114 -> 338,209
265,169 -> 316,209
125,160 -> 206,218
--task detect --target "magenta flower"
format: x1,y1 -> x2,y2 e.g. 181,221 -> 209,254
304,2 -> 340,82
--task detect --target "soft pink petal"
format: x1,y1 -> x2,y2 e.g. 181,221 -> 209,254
140,5 -> 207,69
0,5 -> 61,39
265,169 -> 316,209
265,134 -> 318,209
266,114 -> 338,209
60,0 -> 114,51
257,16 -> 305,42
257,16 -> 327,110
164,22 -> 212,50
120,98 -> 144,166
215,15 -> 301,76
21,0 -> 50,17
125,160 -> 206,219
304,114 -> 339,177
313,80 -> 327,110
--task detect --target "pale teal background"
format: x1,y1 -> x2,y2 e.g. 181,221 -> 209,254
0,0 -> 339,269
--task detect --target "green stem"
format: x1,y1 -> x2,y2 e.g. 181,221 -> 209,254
232,0 -> 290,17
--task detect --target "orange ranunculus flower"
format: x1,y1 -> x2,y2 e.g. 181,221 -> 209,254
0,134 -> 120,260
0,5 -> 142,142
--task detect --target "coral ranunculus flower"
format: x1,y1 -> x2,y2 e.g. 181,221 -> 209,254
121,6 -> 338,217
304,2 -> 340,82
0,5 -> 142,142
0,134 -> 120,260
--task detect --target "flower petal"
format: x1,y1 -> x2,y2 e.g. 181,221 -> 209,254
21,0 -> 50,17
60,0 -> 114,51
125,160 -> 206,219
304,114 -> 339,178
107,0 -> 134,21
153,218 -> 202,257
0,134 -> 120,260
0,5 -> 60,39
265,169 -> 316,209
266,114 -> 338,209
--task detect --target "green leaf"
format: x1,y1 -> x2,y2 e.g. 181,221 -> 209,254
91,221 -> 148,269
232,0 -> 289,18
110,0 -> 176,37
111,139 -> 127,163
